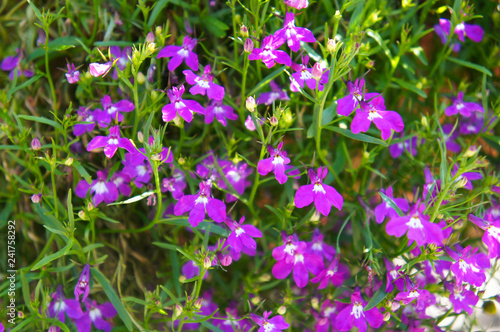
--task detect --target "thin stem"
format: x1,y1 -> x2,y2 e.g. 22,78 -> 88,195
51,167 -> 59,220
44,28 -> 59,145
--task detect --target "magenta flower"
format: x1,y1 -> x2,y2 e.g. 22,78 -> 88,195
183,64 -> 225,100
110,46 -> 131,71
451,164 -> 483,190
74,264 -> 90,302
250,311 -> 289,332
459,112 -> 488,135
337,78 -> 378,117
157,35 -> 199,71
122,153 -> 152,189
434,22 -> 461,52
290,55 -> 329,91
244,115 -> 264,131
89,62 -> 112,77
75,171 -> 119,206
449,288 -> 479,315
311,255 -> 349,289
273,12 -> 316,52
73,107 -> 98,136
174,181 -> 226,227
256,80 -> 290,105
96,95 -> 135,128
306,228 -> 336,261
294,167 -> 343,216
395,287 -> 431,305
389,133 -> 418,158
65,63 -> 80,84
313,300 -> 339,332
446,245 -> 490,287
87,126 -> 136,158
111,171 -> 132,197
225,216 -> 262,255
283,0 -> 309,10
248,35 -> 291,68
219,161 -> 252,202
74,299 -> 117,332
334,291 -> 384,332
442,124 -> 461,153
439,18 -> 484,43
162,169 -> 186,200
386,202 -> 445,246
214,307 -> 251,332
205,100 -> 238,126
48,286 -> 83,327
162,85 -> 205,123
445,91 -> 484,117
1,50 -> 34,80
257,142 -> 292,185
351,95 -> 404,140
272,232 -> 300,263
384,258 -> 405,293
374,186 -> 409,224
272,241 -> 323,288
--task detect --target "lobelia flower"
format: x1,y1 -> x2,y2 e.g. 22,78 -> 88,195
336,78 -> 379,116
289,55 -> 329,91
385,202 -> 445,246
110,171 -> 132,197
95,95 -> 135,128
250,311 -> 289,332
205,100 -> 238,126
272,232 -> 300,264
110,46 -> 131,79
434,22 -> 461,52
395,286 -> 431,305
248,35 -> 291,68
65,63 -> 80,84
445,91 -> 484,117
244,115 -> 265,131
451,164 -> 483,190
272,241 -> 324,288
89,62 -> 113,77
384,258 -> 405,293
214,307 -> 251,332
48,286 -> 83,328
423,166 -> 442,201
183,64 -> 225,100
74,264 -> 91,302
374,186 -> 409,224
351,95 -> 404,140
313,300 -> 339,332
1,49 -> 34,80
294,167 -> 343,216
273,12 -> 316,52
181,260 -> 207,280
162,169 -> 187,200
74,299 -> 117,332
334,290 -> 384,332
75,171 -> 119,206
311,255 -> 349,289
439,18 -> 484,44
122,153 -> 152,188
446,282 -> 479,315
157,35 -> 199,71
74,107 -> 99,136
86,126 -> 136,158
162,85 -> 205,123
225,216 -> 262,255
174,181 -> 226,227
459,112 -> 486,135
283,0 -> 309,10
219,161 -> 252,202
442,124 -> 461,153
389,133 -> 418,158
257,142 -> 292,185
306,228 -> 336,261
256,80 -> 290,106
445,245 -> 490,287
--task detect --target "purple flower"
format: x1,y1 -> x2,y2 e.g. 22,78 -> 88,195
74,107 -> 98,136
439,18 -> 484,43
74,299 -> 117,332
389,133 -> 418,158
386,202 -> 445,246
225,216 -> 262,255
445,91 -> 483,117
273,12 -> 316,52
250,311 -> 289,332
219,161 -> 252,202
183,64 -> 225,100
48,286 -> 83,327
87,126 -> 136,158
310,255 -> 349,289
290,55 -> 329,91
95,95 -> 135,128
157,35 -> 199,71
423,166 -> 442,201
459,112 -> 486,135
245,115 -> 264,131
162,169 -> 186,200
295,167 -> 343,216
374,186 -> 409,224
306,228 -> 336,261
248,35 -> 291,68
337,78 -> 378,116
434,23 -> 461,52
395,287 -> 431,305
1,50 -> 34,80
442,124 -> 461,153
214,307 -> 251,332
110,46 -> 131,71
272,241 -> 323,288
65,63 -> 80,84
75,171 -> 119,206
449,288 -> 479,315
89,62 -> 113,77
205,100 -> 238,126
446,245 -> 490,287
162,85 -> 205,123
272,232 -> 299,263
181,260 -> 207,280
384,258 -> 405,293
74,264 -> 90,302
334,290 -> 384,332
111,171 -> 132,197
174,181 -> 226,227
469,214 -> 500,259
257,142 -> 292,185
256,80 -> 290,105
351,95 -> 404,140
283,0 -> 309,9
451,164 -> 483,190
313,300 -> 339,332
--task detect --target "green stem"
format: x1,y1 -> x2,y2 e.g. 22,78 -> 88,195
231,0 -> 239,67
152,161 -> 163,226
131,79 -> 141,140
51,167 -> 59,220
44,28 -> 59,145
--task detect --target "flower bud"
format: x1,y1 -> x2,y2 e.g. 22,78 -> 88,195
146,32 -> 155,43
240,25 -> 249,38
173,304 -> 183,320
269,116 -> 278,126
64,157 -> 73,166
78,210 -> 89,220
311,298 -> 319,310
311,62 -> 323,80
87,202 -> 94,211
244,38 -> 254,53
137,131 -> 144,143
155,26 -> 162,36
464,145 -> 478,157
203,256 -> 212,269
194,299 -> 203,310
310,210 -> 321,222
173,114 -> 183,126
334,10 -> 342,20
327,39 -> 336,53
147,194 -> 156,206
390,300 -> 401,311
250,296 -> 260,306
147,64 -> 157,83
421,115 -> 428,127
246,96 -> 256,112
31,138 -> 41,150
277,306 -> 287,315
31,193 -> 42,204
18,311 -> 24,318
151,90 -> 159,101
137,72 -> 146,85
48,327 -> 58,332
383,312 -> 391,321
455,177 -> 468,189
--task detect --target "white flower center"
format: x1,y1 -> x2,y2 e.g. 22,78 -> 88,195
487,226 -> 500,242
300,70 -> 312,80
294,253 -> 304,264
263,322 -> 275,332
92,181 -> 109,195
406,215 -> 423,229
368,110 -> 383,121
214,106 -> 225,114
284,243 -> 296,255
89,308 -> 102,321
178,49 -> 189,58
137,165 -> 147,177
175,101 -> 186,109
272,155 -> 284,165
227,170 -> 241,182
456,103 -> 464,110
313,183 -> 325,194
261,50 -> 276,59
53,300 -> 67,313
351,303 -> 364,319
390,270 -> 399,279
195,195 -> 208,206
409,290 -> 419,298
455,23 -> 465,32
196,78 -> 210,89
108,106 -> 117,114
324,307 -> 336,317
235,227 -> 245,236
108,138 -> 119,145
455,293 -> 465,301
312,242 -> 322,251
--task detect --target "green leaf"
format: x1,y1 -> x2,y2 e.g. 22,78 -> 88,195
28,37 -> 82,61
364,282 -> 388,310
17,115 -> 62,131
31,238 -> 74,271
96,212 -> 121,224
35,205 -> 68,241
147,0 -> 170,27
7,75 -> 42,102
201,16 -> 229,38
72,160 -> 92,183
247,66 -> 286,96
447,56 -> 492,76
67,189 -> 74,232
91,268 -> 133,331
392,77 -> 427,98
379,192 -> 404,217
200,321 -> 225,332
324,126 -> 388,146
94,41 -> 135,47
107,191 -> 155,205
153,242 -> 181,251
82,243 -> 104,253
